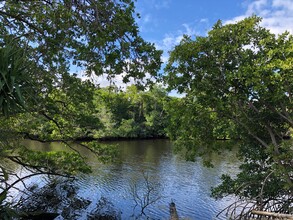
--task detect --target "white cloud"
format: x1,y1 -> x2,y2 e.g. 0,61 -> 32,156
225,0 -> 293,35
156,23 -> 199,54
273,0 -> 293,11
143,14 -> 152,23
200,18 -> 209,23
160,34 -> 182,50
77,71 -> 136,89
76,68 -> 157,90
154,0 -> 171,9
246,0 -> 268,15
137,13 -> 157,33
161,55 -> 169,63
153,22 -> 204,68
182,23 -> 198,36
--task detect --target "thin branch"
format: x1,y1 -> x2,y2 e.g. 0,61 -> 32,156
0,10 -> 44,35
1,172 -> 53,196
259,171 -> 274,208
231,116 -> 269,148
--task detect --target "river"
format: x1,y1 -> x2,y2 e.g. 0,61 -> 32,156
21,139 -> 239,219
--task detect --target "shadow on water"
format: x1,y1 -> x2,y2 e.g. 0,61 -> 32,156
15,139 -> 239,219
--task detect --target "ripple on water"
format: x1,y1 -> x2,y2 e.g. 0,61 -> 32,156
23,139 -> 238,219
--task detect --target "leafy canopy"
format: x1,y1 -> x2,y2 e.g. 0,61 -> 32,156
0,0 -> 163,216
0,0 -> 162,84
165,16 -> 293,217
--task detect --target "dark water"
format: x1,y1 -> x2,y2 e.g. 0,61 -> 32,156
21,139 -> 239,219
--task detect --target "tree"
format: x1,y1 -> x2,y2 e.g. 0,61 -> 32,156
11,73 -> 102,141
0,0 -> 162,216
164,16 -> 293,218
93,85 -> 170,139
0,0 -> 162,84
143,85 -> 170,137
0,41 -> 32,116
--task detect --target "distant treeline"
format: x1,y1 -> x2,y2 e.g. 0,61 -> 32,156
3,79 -> 174,142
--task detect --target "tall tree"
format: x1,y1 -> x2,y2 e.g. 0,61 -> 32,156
165,16 -> 292,218
93,85 -> 170,139
0,0 -> 162,84
0,0 -> 162,216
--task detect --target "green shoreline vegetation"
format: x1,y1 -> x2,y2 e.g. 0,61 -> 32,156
0,0 -> 292,219
11,85 -> 172,143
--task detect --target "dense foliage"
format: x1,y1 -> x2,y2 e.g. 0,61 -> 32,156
1,0 -> 292,218
5,84 -> 170,141
0,0 -> 162,83
94,85 -> 170,139
165,16 -> 292,217
0,0 -> 162,217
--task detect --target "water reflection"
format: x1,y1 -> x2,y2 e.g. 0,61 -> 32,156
21,139 -> 239,219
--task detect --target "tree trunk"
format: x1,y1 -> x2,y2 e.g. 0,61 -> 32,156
251,210 -> 293,219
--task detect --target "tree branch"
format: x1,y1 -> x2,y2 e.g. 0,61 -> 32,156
0,10 -> 44,36
251,210 -> 293,219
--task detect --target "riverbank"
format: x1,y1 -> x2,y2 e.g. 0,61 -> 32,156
21,131 -> 169,143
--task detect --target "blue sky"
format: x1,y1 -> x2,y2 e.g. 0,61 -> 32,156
135,0 -> 246,40
83,0 -> 293,89
135,0 -> 293,62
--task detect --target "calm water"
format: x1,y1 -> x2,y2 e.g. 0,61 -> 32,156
21,139 -> 239,219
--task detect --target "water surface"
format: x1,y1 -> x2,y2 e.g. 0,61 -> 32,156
23,139 -> 239,219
